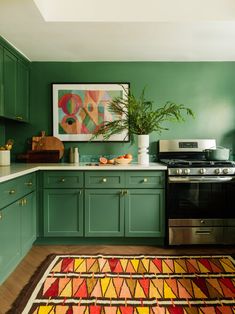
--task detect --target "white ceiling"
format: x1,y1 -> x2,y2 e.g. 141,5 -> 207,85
1,0 -> 235,61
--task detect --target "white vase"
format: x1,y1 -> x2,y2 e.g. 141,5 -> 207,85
138,134 -> 149,166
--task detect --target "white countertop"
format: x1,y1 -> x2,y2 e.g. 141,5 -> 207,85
0,162 -> 167,183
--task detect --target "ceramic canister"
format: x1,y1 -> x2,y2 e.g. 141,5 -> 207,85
0,150 -> 10,166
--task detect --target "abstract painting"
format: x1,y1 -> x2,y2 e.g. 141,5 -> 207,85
52,83 -> 129,141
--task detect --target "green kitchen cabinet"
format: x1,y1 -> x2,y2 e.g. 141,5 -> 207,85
0,199 -> 21,284
43,171 -> 83,189
0,45 -> 3,115
0,172 -> 37,284
16,59 -> 29,122
85,189 -> 125,237
0,36 -> 30,122
43,189 -> 83,237
125,189 -> 165,237
21,192 -> 36,255
3,48 -> 17,119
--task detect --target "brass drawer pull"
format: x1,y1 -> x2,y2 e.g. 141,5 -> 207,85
19,199 -> 24,206
0,212 -> 2,220
143,178 -> 148,183
102,178 -> 107,183
15,116 -> 23,120
26,182 -> 33,186
60,178 -> 66,182
9,189 -> 16,195
123,190 -> 128,195
23,198 -> 27,205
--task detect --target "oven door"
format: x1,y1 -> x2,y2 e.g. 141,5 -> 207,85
168,176 -> 235,219
167,176 -> 235,244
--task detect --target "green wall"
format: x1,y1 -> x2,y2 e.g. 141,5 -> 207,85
6,62 -> 235,161
0,120 -> 5,145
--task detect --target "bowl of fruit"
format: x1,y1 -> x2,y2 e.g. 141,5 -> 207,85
115,154 -> 133,165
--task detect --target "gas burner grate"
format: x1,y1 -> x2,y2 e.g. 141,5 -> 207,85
161,159 -> 235,168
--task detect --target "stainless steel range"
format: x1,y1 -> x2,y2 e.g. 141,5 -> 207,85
159,139 -> 235,245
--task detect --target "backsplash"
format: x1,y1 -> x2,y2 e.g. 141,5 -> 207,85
63,153 -> 157,163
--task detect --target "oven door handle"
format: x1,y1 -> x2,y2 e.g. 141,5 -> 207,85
168,176 -> 234,183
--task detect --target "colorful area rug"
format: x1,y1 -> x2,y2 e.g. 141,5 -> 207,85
9,254 -> 235,314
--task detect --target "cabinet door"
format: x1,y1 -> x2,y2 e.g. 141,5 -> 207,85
16,60 -> 29,122
85,189 -> 124,237
3,49 -> 17,119
21,192 -> 36,255
125,189 -> 165,237
43,189 -> 83,237
0,45 -> 3,115
0,201 -> 21,284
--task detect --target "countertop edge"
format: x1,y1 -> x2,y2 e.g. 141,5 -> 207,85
0,163 -> 167,183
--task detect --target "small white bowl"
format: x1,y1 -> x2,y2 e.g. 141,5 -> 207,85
115,158 -> 132,165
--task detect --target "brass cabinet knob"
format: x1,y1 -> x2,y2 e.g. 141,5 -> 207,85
0,212 -> 2,220
23,198 -> 27,205
102,178 -> 107,183
143,178 -> 148,183
19,199 -> 24,206
61,178 -> 66,182
9,189 -> 16,195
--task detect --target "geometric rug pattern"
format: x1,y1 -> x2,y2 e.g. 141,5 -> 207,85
9,255 -> 235,314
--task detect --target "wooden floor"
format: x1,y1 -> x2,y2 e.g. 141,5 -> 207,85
0,244 -> 235,313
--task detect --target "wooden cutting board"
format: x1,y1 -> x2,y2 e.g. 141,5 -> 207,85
32,132 -> 64,159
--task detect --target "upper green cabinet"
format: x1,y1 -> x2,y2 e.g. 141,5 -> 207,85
0,37 -> 30,122
16,59 -> 29,121
3,49 -> 17,119
0,45 -> 3,115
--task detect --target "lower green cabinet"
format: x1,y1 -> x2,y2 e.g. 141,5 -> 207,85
21,192 -> 36,255
85,189 -> 124,237
43,189 -> 83,237
0,190 -> 36,284
125,189 -> 165,237
0,200 -> 21,284
42,170 -> 165,240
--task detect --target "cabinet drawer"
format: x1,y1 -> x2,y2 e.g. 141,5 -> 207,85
0,173 -> 36,209
125,171 -> 165,188
43,171 -> 83,188
85,171 -> 124,188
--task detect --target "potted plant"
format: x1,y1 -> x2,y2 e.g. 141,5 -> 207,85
93,87 -> 194,165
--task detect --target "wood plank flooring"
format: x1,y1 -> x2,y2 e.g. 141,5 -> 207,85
0,244 -> 235,313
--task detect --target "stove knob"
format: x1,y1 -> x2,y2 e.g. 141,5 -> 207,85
223,168 -> 229,174
214,168 -> 222,175
183,168 -> 190,175
176,169 -> 183,175
199,168 -> 206,175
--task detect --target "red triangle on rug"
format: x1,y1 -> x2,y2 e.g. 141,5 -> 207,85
120,306 -> 134,314
152,258 -> 162,272
108,258 -> 119,272
199,258 -> 213,272
192,277 -> 209,297
139,278 -> 150,297
61,258 -> 74,272
73,280 -> 88,298
43,278 -> 59,297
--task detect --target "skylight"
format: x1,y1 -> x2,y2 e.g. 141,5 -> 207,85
33,0 -> 235,22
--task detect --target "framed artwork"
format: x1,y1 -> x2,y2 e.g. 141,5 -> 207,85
52,83 -> 130,142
